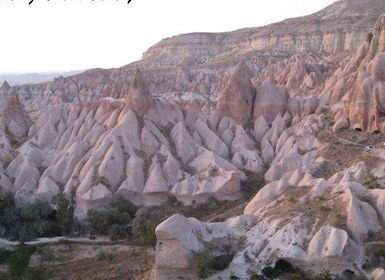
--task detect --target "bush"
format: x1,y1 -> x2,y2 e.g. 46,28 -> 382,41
1,200 -> 59,241
131,207 -> 160,246
95,248 -> 115,262
314,270 -> 340,280
195,250 -> 233,279
87,197 -> 136,239
262,266 -> 283,279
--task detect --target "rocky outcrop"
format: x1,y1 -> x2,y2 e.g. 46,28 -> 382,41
217,61 -> 255,125
0,80 -> 11,99
321,14 -> 385,132
0,91 -> 34,137
143,0 -> 385,67
125,68 -> 154,116
153,154 -> 385,279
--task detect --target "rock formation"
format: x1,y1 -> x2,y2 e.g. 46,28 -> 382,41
125,68 -> 154,116
217,61 -> 255,125
1,2 -> 385,279
321,14 -> 385,132
0,90 -> 34,137
0,80 -> 11,98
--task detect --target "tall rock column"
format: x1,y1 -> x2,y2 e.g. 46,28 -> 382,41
125,68 -> 154,116
217,61 -> 255,125
0,90 -> 34,137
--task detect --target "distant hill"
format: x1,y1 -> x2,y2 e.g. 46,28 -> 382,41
0,70 -> 84,86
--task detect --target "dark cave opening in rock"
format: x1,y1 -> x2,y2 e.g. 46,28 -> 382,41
274,259 -> 296,273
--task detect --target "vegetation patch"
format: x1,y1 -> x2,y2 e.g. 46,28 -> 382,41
195,250 -> 233,279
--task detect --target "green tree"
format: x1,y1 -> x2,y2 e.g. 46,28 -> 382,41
56,192 -> 74,235
131,207 -> 159,246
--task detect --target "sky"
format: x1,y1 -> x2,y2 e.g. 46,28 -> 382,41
0,0 -> 337,74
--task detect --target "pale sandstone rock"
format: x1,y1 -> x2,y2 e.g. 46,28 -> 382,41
44,140 -> 89,184
261,138 -> 275,165
171,150 -> 244,204
171,121 -> 199,164
141,125 -> 160,157
333,115 -> 350,132
207,109 -> 221,132
98,142 -> 124,191
13,157 -> 40,191
36,177 -> 60,202
369,268 -> 385,280
8,120 -> 25,138
275,129 -> 291,155
0,173 -> 12,193
116,154 -> 145,205
231,148 -> 264,174
145,101 -> 184,128
80,183 -> 113,211
77,166 -> 97,197
103,106 -> 120,130
253,115 -> 270,142
184,102 -> 202,131
217,116 -> 237,136
143,162 -> 169,206
195,118 -> 229,159
307,226 -> 350,258
189,149 -> 245,179
253,82 -> 289,124
145,119 -> 170,150
220,126 -> 234,147
171,169 -> 241,205
159,145 -> 183,186
155,214 -> 204,268
244,180 -> 290,214
230,125 -> 255,154
14,183 -> 35,207
346,192 -> 381,241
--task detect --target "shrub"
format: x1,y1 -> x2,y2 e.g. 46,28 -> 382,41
95,248 -> 115,262
262,266 -> 283,279
87,197 -> 135,239
131,207 -> 160,246
195,250 -> 233,279
1,200 -> 59,241
313,269 -> 340,280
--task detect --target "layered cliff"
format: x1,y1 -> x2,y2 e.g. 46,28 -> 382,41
142,0 -> 385,68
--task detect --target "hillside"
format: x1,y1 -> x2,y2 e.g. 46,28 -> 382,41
1,0 -> 385,279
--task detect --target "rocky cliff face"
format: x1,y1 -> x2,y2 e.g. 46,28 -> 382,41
320,14 -> 385,132
142,0 -> 385,67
